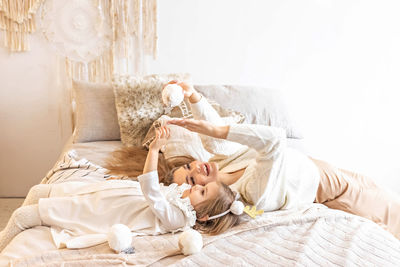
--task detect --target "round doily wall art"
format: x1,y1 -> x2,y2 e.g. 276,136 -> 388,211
40,0 -> 112,62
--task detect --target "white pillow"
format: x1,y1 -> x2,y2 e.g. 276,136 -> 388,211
195,85 -> 303,139
151,115 -> 213,162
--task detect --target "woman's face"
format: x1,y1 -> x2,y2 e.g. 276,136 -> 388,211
173,160 -> 218,186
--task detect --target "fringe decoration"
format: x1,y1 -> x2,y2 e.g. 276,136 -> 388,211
142,0 -> 157,59
109,0 -> 158,76
0,0 -> 45,52
1,0 -> 158,77
56,0 -> 157,84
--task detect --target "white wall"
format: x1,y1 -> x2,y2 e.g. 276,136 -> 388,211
0,33 -> 72,197
0,0 -> 399,196
147,0 -> 400,193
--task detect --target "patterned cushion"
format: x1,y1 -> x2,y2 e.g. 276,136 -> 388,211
112,73 -> 192,146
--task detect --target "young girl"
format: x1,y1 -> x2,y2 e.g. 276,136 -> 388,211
0,127 -> 241,252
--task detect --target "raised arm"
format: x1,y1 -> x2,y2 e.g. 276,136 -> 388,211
164,81 -> 243,155
140,127 -> 187,231
168,119 -> 286,157
168,120 -> 288,210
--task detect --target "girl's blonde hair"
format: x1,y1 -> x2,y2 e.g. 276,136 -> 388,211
106,147 -> 239,234
105,146 -> 194,183
194,182 -> 240,235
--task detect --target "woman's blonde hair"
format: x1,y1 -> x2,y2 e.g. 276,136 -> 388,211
105,146 -> 194,183
194,182 -> 240,235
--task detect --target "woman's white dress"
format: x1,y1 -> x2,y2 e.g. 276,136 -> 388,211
191,96 -> 321,211
38,171 -> 196,248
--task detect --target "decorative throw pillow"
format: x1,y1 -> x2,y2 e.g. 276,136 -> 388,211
113,73 -> 192,146
72,80 -> 121,143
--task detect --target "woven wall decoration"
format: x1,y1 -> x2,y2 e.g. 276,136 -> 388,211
0,0 -> 157,82
0,0 -> 45,51
40,0 -> 157,83
41,0 -> 113,82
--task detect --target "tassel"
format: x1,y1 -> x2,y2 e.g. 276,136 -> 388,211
0,0 -> 45,52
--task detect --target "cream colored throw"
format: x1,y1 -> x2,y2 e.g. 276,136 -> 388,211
1,146 -> 400,265
3,203 -> 400,266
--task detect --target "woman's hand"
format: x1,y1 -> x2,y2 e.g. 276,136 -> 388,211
149,126 -> 170,152
163,80 -> 201,103
167,119 -> 229,139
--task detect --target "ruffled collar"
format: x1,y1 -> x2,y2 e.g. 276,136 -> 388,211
160,183 -> 196,231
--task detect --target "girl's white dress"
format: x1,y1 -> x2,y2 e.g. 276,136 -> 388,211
38,171 -> 196,249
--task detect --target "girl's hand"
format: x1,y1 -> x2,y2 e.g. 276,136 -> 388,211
167,119 -> 229,139
163,80 -> 198,100
149,126 -> 171,151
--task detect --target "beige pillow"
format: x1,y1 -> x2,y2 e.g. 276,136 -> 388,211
195,85 -> 304,139
142,98 -> 245,150
72,80 -> 120,143
113,73 -> 192,147
143,115 -> 213,161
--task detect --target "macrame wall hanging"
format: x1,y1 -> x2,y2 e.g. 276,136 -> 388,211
0,0 -> 45,51
41,0 -> 158,82
1,0 -> 157,82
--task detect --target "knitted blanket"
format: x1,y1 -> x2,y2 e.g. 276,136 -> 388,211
5,205 -> 400,266
2,150 -> 400,266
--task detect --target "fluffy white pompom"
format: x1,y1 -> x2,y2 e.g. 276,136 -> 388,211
162,84 -> 184,107
178,229 -> 203,256
108,224 -> 134,254
230,201 -> 244,215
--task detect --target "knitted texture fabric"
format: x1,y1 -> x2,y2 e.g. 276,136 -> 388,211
0,204 -> 42,252
22,184 -> 51,206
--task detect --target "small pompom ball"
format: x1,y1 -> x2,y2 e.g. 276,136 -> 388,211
162,84 -> 184,107
108,224 -> 134,254
230,201 -> 244,215
178,229 -> 203,256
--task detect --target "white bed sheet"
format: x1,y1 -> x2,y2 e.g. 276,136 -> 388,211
1,140 -> 400,266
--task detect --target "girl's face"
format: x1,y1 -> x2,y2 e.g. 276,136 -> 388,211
173,161 -> 219,186
187,181 -> 220,207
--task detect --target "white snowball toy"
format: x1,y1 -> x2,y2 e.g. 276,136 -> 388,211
107,224 -> 134,254
230,200 -> 245,215
162,84 -> 185,107
178,229 -> 203,256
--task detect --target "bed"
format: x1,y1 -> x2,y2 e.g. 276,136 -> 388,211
1,76 -> 400,266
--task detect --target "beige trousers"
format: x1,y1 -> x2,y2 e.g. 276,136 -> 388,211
311,158 -> 400,239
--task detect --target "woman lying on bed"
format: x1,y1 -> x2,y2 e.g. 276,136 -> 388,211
0,126 -> 241,252
160,80 -> 399,239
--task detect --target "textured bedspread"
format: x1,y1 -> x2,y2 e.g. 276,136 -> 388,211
4,204 -> 400,266
2,146 -> 400,266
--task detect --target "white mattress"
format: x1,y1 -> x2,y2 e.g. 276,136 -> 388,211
1,140 -> 400,266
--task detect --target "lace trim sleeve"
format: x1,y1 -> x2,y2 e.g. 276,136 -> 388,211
161,183 -> 197,231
